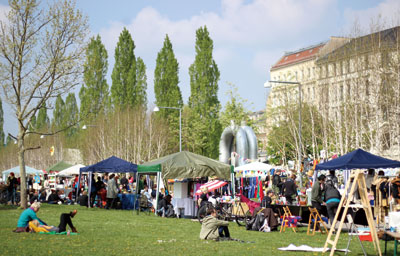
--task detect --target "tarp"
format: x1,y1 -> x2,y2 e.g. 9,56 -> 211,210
79,156 -> 137,173
195,180 -> 228,195
235,162 -> 273,171
2,166 -> 43,180
57,164 -> 85,177
315,148 -> 400,170
139,151 -> 232,180
46,161 -> 73,172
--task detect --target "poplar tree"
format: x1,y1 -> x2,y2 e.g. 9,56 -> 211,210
52,95 -> 65,131
135,57 -> 147,108
188,26 -> 221,158
36,103 -> 50,132
111,28 -> 147,109
80,35 -> 109,123
154,35 -> 182,151
64,93 -> 79,137
111,28 -> 136,108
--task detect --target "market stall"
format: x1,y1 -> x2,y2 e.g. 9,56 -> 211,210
78,156 -> 138,208
138,151 -> 233,217
2,166 -> 43,181
316,148 -> 400,256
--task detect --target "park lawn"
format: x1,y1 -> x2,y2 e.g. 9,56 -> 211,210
0,204 -> 394,256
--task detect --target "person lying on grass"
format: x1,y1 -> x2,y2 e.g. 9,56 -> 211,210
14,202 -> 78,233
200,207 -> 230,241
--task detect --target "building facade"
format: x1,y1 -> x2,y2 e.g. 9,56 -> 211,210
266,27 -> 400,160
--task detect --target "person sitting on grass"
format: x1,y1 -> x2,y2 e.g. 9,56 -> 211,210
14,202 -> 78,233
200,207 -> 230,241
157,195 -> 174,217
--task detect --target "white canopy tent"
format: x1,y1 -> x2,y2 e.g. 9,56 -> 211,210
56,164 -> 85,177
235,162 -> 273,178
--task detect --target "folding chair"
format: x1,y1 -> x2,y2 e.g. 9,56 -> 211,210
307,207 -> 328,235
139,195 -> 152,215
280,206 -> 299,233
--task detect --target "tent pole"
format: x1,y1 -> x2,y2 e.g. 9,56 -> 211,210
155,172 -> 161,216
76,172 -> 82,202
134,172 -> 139,215
88,172 -> 92,208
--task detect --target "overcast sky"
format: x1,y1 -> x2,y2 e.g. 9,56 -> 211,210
1,0 -> 400,137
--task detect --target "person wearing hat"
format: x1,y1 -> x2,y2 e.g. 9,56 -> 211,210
7,172 -> 18,205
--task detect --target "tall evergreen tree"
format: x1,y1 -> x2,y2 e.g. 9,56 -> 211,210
188,26 -> 221,158
111,28 -> 136,108
80,35 -> 109,123
36,103 -> 50,132
52,95 -> 65,131
0,98 -> 4,145
64,93 -> 79,137
154,34 -> 182,151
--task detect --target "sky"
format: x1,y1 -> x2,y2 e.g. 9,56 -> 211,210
1,0 -> 400,136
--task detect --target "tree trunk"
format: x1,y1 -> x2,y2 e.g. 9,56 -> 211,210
18,125 -> 27,209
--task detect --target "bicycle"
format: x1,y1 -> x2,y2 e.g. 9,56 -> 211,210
197,199 -> 251,226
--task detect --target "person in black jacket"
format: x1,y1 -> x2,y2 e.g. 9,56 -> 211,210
283,174 -> 298,205
324,180 -> 341,225
272,170 -> 283,195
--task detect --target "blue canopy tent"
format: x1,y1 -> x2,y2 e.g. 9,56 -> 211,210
315,148 -> 400,185
78,156 -> 138,208
315,148 -> 400,171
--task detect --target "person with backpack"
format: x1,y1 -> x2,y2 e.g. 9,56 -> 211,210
324,180 -> 341,225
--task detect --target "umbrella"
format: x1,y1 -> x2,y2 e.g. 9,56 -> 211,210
195,180 -> 228,195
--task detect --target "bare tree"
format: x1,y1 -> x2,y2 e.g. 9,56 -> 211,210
0,0 -> 88,208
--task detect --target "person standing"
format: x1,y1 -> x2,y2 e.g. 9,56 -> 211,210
283,174 -> 298,205
311,175 -> 326,214
106,174 -> 118,209
7,172 -> 18,205
324,180 -> 341,225
326,170 -> 338,188
272,170 -> 283,196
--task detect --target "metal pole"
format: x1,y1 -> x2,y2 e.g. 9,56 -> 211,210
179,108 -> 182,152
298,83 -> 302,188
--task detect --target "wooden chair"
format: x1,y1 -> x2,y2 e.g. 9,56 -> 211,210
280,206 -> 298,233
307,207 -> 328,235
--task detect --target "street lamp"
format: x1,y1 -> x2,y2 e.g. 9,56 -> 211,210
265,80 -> 302,184
153,106 -> 182,152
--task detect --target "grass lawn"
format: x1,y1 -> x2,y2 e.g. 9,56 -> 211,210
0,204 -> 395,255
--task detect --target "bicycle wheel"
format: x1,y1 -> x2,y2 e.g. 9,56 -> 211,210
197,204 -> 210,224
235,210 -> 252,226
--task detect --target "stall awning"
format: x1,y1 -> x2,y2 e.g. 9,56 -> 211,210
195,180 -> 228,195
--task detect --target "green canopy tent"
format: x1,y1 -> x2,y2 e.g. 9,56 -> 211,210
137,151 -> 234,215
46,161 -> 73,172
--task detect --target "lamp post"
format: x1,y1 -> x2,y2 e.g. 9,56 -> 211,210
265,80 -> 302,186
153,106 -> 182,152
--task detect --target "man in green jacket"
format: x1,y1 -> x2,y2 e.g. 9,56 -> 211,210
200,208 -> 230,241
311,174 -> 326,214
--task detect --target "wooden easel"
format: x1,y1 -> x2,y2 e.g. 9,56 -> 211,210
280,206 -> 297,233
323,171 -> 381,256
307,207 -> 328,235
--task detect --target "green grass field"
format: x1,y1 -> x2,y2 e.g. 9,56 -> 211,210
0,204 -> 395,255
